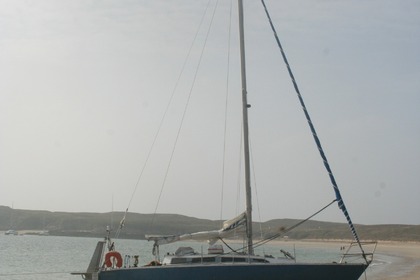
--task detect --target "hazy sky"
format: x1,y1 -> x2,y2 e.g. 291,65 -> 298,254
1,0 -> 419,226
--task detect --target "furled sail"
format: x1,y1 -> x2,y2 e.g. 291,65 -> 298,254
146,212 -> 247,246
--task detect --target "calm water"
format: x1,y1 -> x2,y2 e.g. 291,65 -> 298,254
0,234 -> 398,279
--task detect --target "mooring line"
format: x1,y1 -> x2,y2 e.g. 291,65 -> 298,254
0,271 -> 73,276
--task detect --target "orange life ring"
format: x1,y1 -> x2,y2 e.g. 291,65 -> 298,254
104,251 -> 123,268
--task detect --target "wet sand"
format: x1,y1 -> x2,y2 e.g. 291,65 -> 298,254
366,241 -> 420,280
268,240 -> 420,280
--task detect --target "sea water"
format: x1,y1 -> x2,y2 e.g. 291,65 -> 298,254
0,234 -> 403,280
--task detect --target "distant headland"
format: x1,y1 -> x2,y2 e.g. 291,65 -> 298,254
1,205 -> 419,241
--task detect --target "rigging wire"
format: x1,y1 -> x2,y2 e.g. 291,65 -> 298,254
115,0 -> 215,238
219,0 -> 233,225
249,137 -> 264,240
222,199 -> 337,255
253,199 -> 337,248
260,0 -> 367,262
235,123 -> 243,216
151,0 -> 221,226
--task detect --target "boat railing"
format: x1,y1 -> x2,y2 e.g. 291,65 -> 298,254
340,241 -> 377,264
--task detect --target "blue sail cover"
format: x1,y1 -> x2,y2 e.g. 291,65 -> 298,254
261,0 -> 365,257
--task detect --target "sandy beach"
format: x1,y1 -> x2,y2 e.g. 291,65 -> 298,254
366,241 -> 420,280
266,240 -> 420,280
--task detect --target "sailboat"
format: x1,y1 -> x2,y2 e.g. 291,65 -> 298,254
74,1 -> 374,280
4,205 -> 18,236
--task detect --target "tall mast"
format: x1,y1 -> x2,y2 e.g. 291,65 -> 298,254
238,0 -> 253,255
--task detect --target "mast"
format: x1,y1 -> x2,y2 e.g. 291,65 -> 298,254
238,0 -> 253,255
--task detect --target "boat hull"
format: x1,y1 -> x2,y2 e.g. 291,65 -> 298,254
98,263 -> 367,280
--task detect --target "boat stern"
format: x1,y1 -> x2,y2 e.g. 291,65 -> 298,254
71,240 -> 106,279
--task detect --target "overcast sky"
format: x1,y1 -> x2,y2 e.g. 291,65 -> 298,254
1,0 -> 419,226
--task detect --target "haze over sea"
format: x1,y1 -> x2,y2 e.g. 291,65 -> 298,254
0,234 -> 414,280
1,0 -> 419,226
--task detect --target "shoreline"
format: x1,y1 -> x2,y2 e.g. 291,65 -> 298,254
267,239 -> 420,280
4,233 -> 420,279
367,242 -> 420,280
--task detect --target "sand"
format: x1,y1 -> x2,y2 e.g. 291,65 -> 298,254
366,241 -> 420,280
267,240 -> 420,280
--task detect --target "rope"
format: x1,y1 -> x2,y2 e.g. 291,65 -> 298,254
260,0 -> 367,263
253,199 -> 337,248
219,237 -> 240,254
221,199 -> 337,255
0,271 -> 73,276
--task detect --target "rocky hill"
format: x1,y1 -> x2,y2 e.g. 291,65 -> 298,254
1,206 -> 419,241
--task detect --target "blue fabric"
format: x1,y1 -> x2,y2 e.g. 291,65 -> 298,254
260,0 -> 366,259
